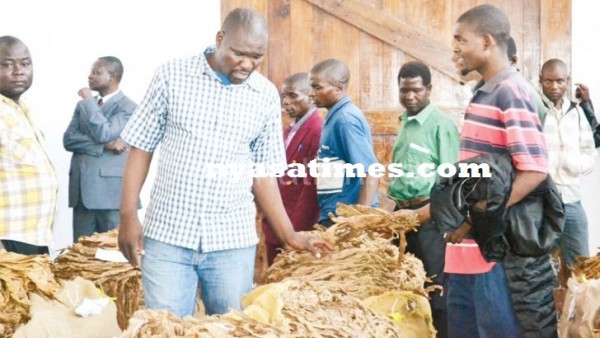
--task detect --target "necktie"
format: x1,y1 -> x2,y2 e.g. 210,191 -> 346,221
98,98 -> 104,107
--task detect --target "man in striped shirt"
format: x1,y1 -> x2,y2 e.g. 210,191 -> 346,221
397,5 -> 549,337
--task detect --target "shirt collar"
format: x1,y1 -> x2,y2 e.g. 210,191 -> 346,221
324,95 -> 352,124
541,93 -> 577,115
474,67 -> 517,94
198,46 -> 261,92
0,93 -> 27,111
98,89 -> 120,104
291,108 -> 317,132
399,102 -> 434,125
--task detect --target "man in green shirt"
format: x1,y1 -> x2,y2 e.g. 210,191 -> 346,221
388,61 -> 459,337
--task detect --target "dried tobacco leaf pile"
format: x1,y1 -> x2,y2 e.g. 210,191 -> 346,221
52,230 -> 142,329
322,204 -> 420,260
242,279 -> 407,337
263,203 -> 430,298
572,251 -> 600,280
119,204 -> 433,337
121,309 -> 287,338
264,236 -> 429,298
0,251 -> 58,338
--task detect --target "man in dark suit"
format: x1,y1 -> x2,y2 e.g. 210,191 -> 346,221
63,56 -> 137,242
262,72 -> 323,265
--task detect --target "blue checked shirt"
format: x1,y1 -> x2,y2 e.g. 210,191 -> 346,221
121,47 -> 285,252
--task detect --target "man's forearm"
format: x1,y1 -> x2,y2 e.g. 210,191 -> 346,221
120,147 -> 153,219
252,177 -> 295,243
357,174 -> 379,206
506,170 -> 547,207
581,101 -> 598,129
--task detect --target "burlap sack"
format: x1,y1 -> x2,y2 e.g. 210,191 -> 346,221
12,277 -> 121,338
363,291 -> 436,338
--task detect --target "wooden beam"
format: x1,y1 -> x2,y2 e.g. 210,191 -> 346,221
303,0 -> 459,82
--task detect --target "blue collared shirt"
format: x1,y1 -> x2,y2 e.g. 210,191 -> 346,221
316,96 -> 378,221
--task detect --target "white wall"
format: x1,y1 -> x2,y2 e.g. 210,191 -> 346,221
2,0 -> 220,252
573,0 -> 600,253
2,1 -> 599,255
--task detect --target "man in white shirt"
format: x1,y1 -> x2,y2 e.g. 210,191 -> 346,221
540,58 -> 596,284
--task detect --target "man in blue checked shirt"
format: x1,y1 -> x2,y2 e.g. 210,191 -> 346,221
118,8 -> 332,317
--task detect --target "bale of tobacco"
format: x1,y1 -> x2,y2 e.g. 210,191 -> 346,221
572,251 -> 600,280
52,230 -> 141,330
323,203 -> 420,261
0,251 -> 59,338
121,309 -> 287,338
242,279 -> 409,337
263,204 -> 432,298
264,235 -> 430,298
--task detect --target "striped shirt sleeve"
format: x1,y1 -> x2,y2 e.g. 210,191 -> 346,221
498,80 -> 548,173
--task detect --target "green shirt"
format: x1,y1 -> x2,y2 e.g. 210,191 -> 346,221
387,103 -> 460,201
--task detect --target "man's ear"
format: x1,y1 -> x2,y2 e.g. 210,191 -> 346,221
215,31 -> 225,48
482,33 -> 493,50
334,81 -> 345,92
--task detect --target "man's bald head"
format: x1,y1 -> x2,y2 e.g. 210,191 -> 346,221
541,58 -> 567,75
210,8 -> 269,84
308,59 -> 350,109
457,4 -> 510,51
0,35 -> 33,102
309,59 -> 350,89
0,35 -> 24,50
221,8 -> 268,43
282,73 -> 313,119
540,58 -> 569,105
310,59 -> 350,87
283,72 -> 310,94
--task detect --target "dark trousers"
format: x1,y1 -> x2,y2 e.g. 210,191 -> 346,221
1,240 -> 49,255
318,218 -> 335,228
396,203 -> 448,338
73,203 -> 120,242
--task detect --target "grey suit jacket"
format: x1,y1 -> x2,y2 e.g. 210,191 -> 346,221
63,91 -> 137,209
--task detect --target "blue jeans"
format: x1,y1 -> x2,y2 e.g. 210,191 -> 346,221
447,263 -> 522,338
559,201 -> 589,266
141,237 -> 256,317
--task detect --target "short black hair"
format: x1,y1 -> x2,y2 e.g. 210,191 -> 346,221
541,58 -> 567,75
507,36 -> 517,61
310,59 -> 350,87
283,72 -> 310,94
397,61 -> 431,86
98,56 -> 124,82
457,4 -> 510,50
221,7 -> 268,41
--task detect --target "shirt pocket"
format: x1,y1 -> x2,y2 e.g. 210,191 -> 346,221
404,142 -> 435,168
7,125 -> 41,166
316,157 -> 345,194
